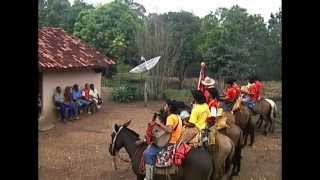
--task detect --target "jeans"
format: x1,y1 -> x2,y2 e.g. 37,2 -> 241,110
75,99 -> 90,113
55,102 -> 70,120
242,96 -> 255,110
143,144 -> 161,165
221,101 -> 234,112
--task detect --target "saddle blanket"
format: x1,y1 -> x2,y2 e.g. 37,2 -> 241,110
155,144 -> 175,168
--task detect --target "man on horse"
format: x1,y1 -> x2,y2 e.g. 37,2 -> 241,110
180,90 -> 211,145
241,78 -> 259,110
220,80 -> 238,112
143,100 -> 183,180
206,87 -> 220,127
254,77 -> 263,100
201,76 -> 216,103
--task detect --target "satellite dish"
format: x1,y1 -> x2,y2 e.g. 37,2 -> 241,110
129,56 -> 161,73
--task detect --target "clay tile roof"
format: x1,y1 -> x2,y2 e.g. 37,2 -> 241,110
39,27 -> 116,71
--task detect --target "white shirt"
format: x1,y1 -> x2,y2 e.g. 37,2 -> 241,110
89,88 -> 99,103
210,107 -> 217,118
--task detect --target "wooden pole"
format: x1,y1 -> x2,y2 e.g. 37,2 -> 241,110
144,79 -> 147,107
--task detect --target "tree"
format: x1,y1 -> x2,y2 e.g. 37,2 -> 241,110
69,0 -> 94,33
73,0 -> 143,64
162,11 -> 201,89
266,9 -> 282,80
136,14 -> 184,100
39,0 -> 73,32
200,6 -> 270,82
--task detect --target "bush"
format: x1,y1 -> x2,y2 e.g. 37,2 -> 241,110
111,84 -> 143,103
162,89 -> 193,103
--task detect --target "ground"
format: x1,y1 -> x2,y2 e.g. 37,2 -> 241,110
39,88 -> 281,180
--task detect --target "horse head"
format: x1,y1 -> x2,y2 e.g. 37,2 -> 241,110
109,120 -> 133,156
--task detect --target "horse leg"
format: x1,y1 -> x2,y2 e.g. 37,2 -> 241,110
249,121 -> 255,146
137,174 -> 145,180
263,115 -> 269,136
256,115 -> 264,129
243,131 -> 248,146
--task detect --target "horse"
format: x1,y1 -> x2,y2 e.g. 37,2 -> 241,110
231,96 -> 255,146
108,120 -> 214,180
252,98 -> 278,135
157,103 -> 236,179
159,100 -> 243,177
108,119 -> 236,180
219,112 -> 245,176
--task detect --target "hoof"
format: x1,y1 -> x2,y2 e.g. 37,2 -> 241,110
249,143 -> 254,147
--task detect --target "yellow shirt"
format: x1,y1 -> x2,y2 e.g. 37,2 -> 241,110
189,103 -> 211,130
166,114 -> 182,144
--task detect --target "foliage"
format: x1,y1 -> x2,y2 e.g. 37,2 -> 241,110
111,84 -> 143,103
162,89 -> 193,103
39,0 -> 281,82
73,0 -> 143,65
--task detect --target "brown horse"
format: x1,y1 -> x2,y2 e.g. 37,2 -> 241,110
252,98 -> 278,135
109,119 -> 237,180
231,97 -> 255,146
156,107 -> 236,180
218,112 -> 244,176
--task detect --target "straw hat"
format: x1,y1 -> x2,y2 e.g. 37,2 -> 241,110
201,77 -> 216,86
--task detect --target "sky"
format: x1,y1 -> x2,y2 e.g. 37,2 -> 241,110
69,0 -> 281,22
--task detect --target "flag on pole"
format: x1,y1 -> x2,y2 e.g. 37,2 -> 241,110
197,62 -> 206,94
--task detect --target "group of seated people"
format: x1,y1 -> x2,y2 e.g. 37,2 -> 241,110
53,83 -> 103,123
142,76 -> 264,180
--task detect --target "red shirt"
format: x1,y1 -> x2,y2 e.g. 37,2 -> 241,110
82,89 -> 90,101
255,81 -> 263,98
224,86 -> 237,102
248,84 -> 259,101
233,83 -> 241,98
208,99 -> 219,109
203,89 -> 210,103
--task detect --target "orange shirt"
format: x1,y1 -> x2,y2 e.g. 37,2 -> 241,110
166,114 -> 182,144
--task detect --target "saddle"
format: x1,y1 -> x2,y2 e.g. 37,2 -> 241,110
154,143 -> 191,175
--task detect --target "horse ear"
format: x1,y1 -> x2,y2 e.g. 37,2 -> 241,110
114,124 -> 119,132
122,120 -> 132,127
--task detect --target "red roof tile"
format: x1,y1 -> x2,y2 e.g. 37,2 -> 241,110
39,27 -> 116,71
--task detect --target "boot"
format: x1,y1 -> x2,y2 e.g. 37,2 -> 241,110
144,164 -> 154,180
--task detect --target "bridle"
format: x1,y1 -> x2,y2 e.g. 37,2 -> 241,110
111,126 -> 124,155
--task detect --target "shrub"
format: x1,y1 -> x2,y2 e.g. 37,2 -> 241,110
162,89 -> 193,103
111,84 -> 143,103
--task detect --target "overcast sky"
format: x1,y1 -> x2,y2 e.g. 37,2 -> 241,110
69,0 -> 281,22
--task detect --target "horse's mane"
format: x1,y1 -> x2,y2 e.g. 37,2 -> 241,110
123,127 -> 140,139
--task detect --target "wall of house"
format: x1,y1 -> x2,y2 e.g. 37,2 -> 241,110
41,70 -> 101,122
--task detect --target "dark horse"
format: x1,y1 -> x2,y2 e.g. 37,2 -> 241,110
108,120 -> 216,180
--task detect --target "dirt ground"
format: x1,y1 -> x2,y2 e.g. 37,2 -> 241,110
39,89 -> 282,180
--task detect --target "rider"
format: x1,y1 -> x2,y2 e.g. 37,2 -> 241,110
242,78 -> 259,110
206,88 -> 220,127
254,77 -> 263,100
232,79 -> 241,99
143,100 -> 182,180
181,90 -> 211,144
220,80 -> 238,112
201,76 -> 216,103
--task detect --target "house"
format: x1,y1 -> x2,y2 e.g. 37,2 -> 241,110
38,27 -> 115,130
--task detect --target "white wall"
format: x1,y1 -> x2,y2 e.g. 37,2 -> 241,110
41,70 -> 101,122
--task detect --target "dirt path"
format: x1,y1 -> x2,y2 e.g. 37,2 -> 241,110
39,95 -> 281,180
